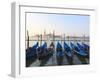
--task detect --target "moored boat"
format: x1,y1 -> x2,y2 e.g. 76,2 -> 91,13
26,42 -> 38,67
70,42 -> 88,57
77,42 -> 89,56
26,42 -> 38,60
70,42 -> 88,64
56,42 -> 64,65
64,42 -> 73,64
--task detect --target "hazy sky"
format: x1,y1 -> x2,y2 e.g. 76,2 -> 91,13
26,12 -> 89,36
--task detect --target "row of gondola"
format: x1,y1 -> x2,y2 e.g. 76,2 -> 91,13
26,42 -> 54,67
56,42 -> 89,65
26,41 -> 89,66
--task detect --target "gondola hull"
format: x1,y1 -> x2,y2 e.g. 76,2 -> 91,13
64,42 -> 73,64
26,48 -> 37,67
38,47 -> 54,60
56,55 -> 64,65
56,51 -> 64,65
65,51 -> 73,65
74,51 -> 88,64
70,42 -> 89,58
77,43 -> 89,56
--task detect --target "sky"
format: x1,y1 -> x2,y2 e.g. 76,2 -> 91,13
26,12 -> 89,37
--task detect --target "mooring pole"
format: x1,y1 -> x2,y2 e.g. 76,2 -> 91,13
40,34 -> 42,46
61,34 -> 62,47
27,30 -> 29,49
63,34 -> 65,50
67,35 -> 69,45
53,30 -> 57,65
84,34 -> 85,44
38,35 -> 39,46
64,34 -> 65,42
74,34 -> 76,44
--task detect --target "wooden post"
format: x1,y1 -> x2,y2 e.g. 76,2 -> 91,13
53,30 -> 55,48
61,34 -> 62,47
47,32 -> 49,47
38,35 -> 39,47
52,30 -> 54,64
81,35 -> 83,43
53,30 -> 57,65
40,34 -> 42,46
74,34 -> 76,44
67,35 -> 69,45
63,34 -> 65,50
84,35 -> 85,44
27,30 -> 29,49
53,30 -> 55,49
63,34 -> 65,42
76,35 -> 77,44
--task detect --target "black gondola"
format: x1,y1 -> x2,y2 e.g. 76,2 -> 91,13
77,42 -> 89,56
82,43 -> 89,54
37,42 -> 48,60
70,42 -> 88,57
26,42 -> 38,60
38,42 -> 54,60
70,42 -> 88,64
64,42 -> 73,64
26,42 -> 38,67
56,42 -> 64,65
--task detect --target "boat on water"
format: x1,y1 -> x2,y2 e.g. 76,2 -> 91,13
64,42 -> 73,57
38,42 -> 54,61
77,43 -> 84,51
77,42 -> 89,55
82,43 -> 89,54
56,42 -> 64,65
37,42 -> 48,60
64,42 -> 73,64
26,42 -> 38,60
70,42 -> 88,58
26,42 -> 38,67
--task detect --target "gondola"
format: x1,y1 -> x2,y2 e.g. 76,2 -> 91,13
70,42 -> 88,58
38,42 -> 54,60
82,43 -> 89,53
26,42 -> 38,67
77,42 -> 89,55
37,42 -> 48,60
39,42 -> 54,66
26,42 -> 38,60
56,42 -> 64,65
70,42 -> 88,64
64,42 -> 72,57
77,43 -> 84,51
64,42 -> 73,64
